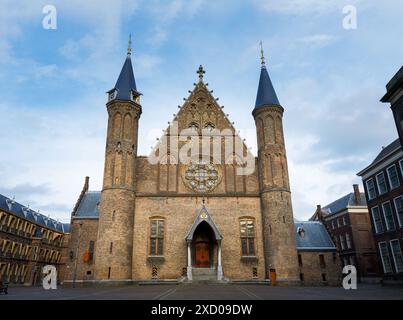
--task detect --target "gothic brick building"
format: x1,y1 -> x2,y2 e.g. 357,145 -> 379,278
64,43 -> 337,285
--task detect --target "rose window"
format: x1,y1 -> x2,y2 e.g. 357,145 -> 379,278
184,162 -> 220,193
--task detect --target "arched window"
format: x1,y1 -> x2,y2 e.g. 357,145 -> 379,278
204,122 -> 215,132
189,122 -> 199,131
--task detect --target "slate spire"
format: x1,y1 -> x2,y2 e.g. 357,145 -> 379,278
254,42 -> 280,109
108,34 -> 140,101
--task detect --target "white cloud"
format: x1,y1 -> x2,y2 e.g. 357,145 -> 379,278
298,34 -> 337,48
0,95 -> 106,222
254,0 -> 363,15
145,0 -> 205,46
136,53 -> 163,76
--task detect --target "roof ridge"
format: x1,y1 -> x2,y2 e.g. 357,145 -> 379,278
0,193 -> 67,233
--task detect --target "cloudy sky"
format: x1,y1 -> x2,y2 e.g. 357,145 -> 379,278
0,0 -> 401,222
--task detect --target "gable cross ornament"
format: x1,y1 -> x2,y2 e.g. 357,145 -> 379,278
197,65 -> 205,82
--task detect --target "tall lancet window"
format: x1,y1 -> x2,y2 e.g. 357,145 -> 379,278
149,219 -> 164,256
240,219 -> 255,256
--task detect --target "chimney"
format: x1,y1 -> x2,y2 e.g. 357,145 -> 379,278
316,204 -> 323,221
84,176 -> 90,193
353,184 -> 361,203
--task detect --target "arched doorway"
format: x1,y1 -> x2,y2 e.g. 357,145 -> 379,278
193,221 -> 215,268
185,204 -> 223,281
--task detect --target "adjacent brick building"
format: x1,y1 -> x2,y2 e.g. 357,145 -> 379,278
64,43 -> 340,286
295,221 -> 340,286
357,66 -> 403,282
0,194 -> 70,286
357,139 -> 403,281
310,185 -> 379,280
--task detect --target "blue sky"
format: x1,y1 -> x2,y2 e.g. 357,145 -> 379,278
0,0 -> 401,222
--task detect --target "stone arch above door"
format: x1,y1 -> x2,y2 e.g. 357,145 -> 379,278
185,205 -> 222,242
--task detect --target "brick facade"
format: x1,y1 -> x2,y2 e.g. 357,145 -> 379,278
64,54 -> 337,286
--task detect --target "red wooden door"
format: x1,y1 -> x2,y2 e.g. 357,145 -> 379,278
195,242 -> 210,267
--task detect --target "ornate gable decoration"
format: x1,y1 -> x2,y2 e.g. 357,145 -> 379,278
148,65 -> 256,184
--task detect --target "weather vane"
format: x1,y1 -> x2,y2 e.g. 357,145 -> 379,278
127,33 -> 132,55
259,40 -> 265,66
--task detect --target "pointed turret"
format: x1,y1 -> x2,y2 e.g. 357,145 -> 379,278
107,34 -> 141,102
252,42 -> 300,284
254,42 -> 280,109
95,35 -> 142,281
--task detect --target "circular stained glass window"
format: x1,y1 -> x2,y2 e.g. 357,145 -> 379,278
183,161 -> 220,193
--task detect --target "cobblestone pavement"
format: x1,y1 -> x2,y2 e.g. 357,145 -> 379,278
1,283 -> 403,300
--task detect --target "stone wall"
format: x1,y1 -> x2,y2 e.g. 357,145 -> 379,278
64,218 -> 98,285
298,251 -> 341,286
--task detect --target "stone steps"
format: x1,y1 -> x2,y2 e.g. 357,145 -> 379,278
192,268 -> 217,282
192,267 -> 216,275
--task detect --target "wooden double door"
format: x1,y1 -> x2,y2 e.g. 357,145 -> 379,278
195,241 -> 210,268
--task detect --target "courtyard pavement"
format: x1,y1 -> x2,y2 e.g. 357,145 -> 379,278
1,283 -> 403,300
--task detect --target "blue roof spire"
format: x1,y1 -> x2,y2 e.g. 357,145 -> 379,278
108,35 -> 140,101
254,42 -> 280,109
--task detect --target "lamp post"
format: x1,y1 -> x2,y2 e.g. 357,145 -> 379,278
72,221 -> 83,288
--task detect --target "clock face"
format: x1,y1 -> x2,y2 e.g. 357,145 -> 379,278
183,161 -> 221,193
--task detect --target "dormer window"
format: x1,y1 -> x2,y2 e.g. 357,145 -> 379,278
130,90 -> 140,103
297,226 -> 305,238
6,198 -> 14,211
22,206 -> 29,218
108,90 -> 117,101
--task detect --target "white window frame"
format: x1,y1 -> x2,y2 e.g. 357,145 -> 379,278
399,159 -> 403,177
382,201 -> 396,231
342,216 -> 347,226
346,233 -> 352,249
376,172 -> 387,195
337,219 -> 341,228
390,239 -> 403,273
366,178 -> 376,200
386,164 -> 400,190
371,206 -> 384,234
339,234 -> 345,250
378,241 -> 393,274
393,196 -> 403,228
331,220 -> 335,230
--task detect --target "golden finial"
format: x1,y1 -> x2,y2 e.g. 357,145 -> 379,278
127,33 -> 132,55
259,40 -> 265,66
